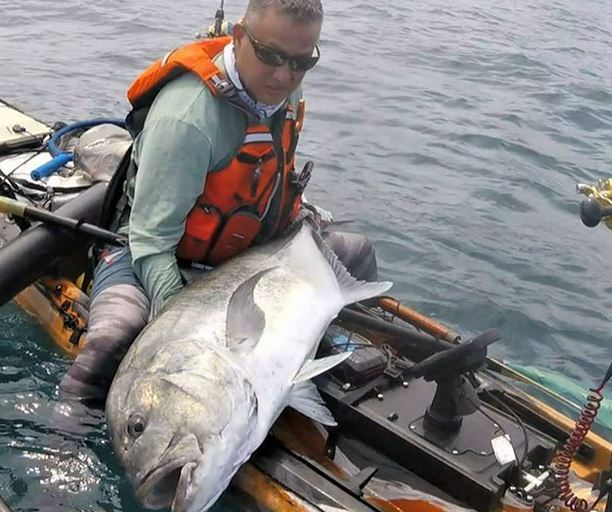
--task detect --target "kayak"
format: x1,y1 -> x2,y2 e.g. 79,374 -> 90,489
0,98 -> 610,512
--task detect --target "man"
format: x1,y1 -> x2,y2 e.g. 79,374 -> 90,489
58,0 -> 378,402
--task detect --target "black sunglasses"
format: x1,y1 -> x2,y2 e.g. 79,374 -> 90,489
243,23 -> 320,73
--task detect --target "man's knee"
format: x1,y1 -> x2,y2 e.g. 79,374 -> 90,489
323,231 -> 378,281
88,284 -> 150,341
59,284 -> 150,401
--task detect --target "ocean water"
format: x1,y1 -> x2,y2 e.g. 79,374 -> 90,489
0,0 -> 611,510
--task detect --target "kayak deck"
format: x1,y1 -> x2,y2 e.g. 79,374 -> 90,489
1,99 -> 610,512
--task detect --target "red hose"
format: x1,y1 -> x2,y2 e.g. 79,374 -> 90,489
553,387 -> 604,512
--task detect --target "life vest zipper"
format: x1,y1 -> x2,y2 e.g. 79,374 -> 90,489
250,159 -> 263,197
260,172 -> 281,220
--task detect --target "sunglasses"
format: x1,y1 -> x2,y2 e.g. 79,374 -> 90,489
243,23 -> 320,73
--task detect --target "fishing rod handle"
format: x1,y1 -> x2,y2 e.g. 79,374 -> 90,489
379,297 -> 461,343
0,196 -> 26,217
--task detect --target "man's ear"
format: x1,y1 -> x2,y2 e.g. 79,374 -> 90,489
233,18 -> 245,48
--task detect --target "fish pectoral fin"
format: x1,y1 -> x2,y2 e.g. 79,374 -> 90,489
288,380 -> 337,426
292,353 -> 352,384
226,267 -> 278,352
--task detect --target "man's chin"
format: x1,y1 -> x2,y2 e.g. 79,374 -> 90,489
256,89 -> 288,106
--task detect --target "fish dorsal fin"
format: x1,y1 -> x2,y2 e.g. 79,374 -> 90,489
288,380 -> 337,426
311,228 -> 393,305
226,267 -> 277,352
293,353 -> 352,384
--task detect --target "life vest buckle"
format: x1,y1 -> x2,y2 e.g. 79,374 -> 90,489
214,78 -> 235,97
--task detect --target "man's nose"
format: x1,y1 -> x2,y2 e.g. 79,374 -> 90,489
271,61 -> 293,84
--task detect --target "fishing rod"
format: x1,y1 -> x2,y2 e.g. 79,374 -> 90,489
214,0 -> 225,38
0,196 -> 125,246
337,307 -> 454,354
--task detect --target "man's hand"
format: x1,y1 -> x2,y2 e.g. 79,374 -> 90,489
302,195 -> 334,229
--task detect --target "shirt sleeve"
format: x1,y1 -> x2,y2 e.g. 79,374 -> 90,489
129,116 -> 212,310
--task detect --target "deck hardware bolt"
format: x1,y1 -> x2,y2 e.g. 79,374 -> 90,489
376,393 -> 384,400
342,383 -> 351,391
387,412 -> 399,421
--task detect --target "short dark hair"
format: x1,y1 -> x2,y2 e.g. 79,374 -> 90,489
245,0 -> 324,24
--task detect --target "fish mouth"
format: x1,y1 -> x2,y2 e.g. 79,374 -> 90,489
135,435 -> 200,510
136,459 -> 198,510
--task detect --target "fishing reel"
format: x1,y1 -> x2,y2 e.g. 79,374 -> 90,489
577,179 -> 612,228
195,0 -> 233,40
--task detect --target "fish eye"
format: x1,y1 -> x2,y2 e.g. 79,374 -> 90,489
127,413 -> 147,438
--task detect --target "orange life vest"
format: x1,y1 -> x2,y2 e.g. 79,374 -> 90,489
126,37 -> 307,266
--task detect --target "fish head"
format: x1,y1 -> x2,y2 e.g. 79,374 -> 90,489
106,343 -> 258,511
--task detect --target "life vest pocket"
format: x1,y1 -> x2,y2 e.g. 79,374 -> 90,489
176,204 -> 222,262
206,210 -> 262,266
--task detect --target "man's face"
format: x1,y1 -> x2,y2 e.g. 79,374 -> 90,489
233,9 -> 321,105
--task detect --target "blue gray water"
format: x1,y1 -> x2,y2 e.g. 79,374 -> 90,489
1,0 -> 611,510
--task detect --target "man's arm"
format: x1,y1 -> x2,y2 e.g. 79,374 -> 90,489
129,116 -> 212,316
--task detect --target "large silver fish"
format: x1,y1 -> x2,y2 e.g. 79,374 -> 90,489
105,221 -> 392,512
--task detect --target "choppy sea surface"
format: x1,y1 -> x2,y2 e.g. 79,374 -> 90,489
1,0 -> 611,510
